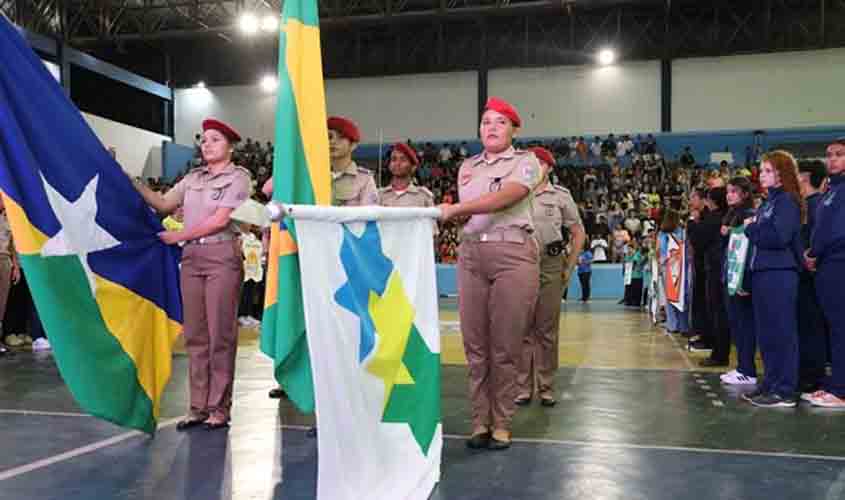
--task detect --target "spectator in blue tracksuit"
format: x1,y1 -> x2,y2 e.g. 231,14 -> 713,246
804,139 -> 845,408
720,176 -> 758,386
796,160 -> 829,393
743,151 -> 806,408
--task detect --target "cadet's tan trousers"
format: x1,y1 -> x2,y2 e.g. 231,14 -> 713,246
516,253 -> 564,399
457,237 -> 539,430
181,241 -> 243,421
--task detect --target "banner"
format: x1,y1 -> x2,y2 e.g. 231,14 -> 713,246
664,231 -> 686,311
289,205 -> 442,500
726,226 -> 750,296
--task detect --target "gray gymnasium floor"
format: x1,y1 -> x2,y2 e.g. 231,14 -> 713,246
2,301 -> 844,500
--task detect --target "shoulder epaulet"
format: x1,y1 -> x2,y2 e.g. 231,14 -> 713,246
513,149 -> 529,155
468,153 -> 484,162
552,185 -> 569,194
418,186 -> 434,198
357,167 -> 374,176
233,165 -> 252,177
378,186 -> 392,193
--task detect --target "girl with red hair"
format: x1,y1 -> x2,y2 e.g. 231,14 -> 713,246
743,151 -> 806,408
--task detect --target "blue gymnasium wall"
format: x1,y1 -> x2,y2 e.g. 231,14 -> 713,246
354,124 -> 845,167
436,263 -> 624,299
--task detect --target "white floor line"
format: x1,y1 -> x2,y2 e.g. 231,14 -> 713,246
441,433 -> 845,462
0,416 -> 181,482
278,425 -> 845,462
0,409 -> 91,418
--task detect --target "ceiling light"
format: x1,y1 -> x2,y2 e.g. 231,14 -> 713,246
260,75 -> 278,93
598,48 -> 616,66
261,15 -> 279,32
239,13 -> 259,35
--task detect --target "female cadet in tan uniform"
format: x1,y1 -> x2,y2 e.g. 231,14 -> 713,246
515,147 -> 584,407
438,97 -> 542,450
378,143 -> 435,208
265,116 -> 378,402
134,119 -> 251,430
327,116 -> 378,206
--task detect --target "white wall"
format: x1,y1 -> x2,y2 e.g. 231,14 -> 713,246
174,71 -> 478,146
673,48 -> 845,131
174,85 -> 278,146
488,61 -> 661,137
82,113 -> 169,178
325,71 -> 477,143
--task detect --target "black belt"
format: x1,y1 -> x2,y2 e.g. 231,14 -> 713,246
545,240 -> 564,257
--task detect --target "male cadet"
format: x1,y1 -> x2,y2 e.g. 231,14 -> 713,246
328,116 -> 378,206
378,142 -> 435,208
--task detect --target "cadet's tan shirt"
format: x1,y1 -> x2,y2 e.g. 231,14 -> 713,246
379,183 -> 438,235
164,163 -> 252,236
378,183 -> 435,207
332,161 -> 378,206
0,211 -> 12,257
532,183 -> 583,247
458,147 -> 543,235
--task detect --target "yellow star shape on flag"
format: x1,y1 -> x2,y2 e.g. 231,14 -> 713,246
366,272 -> 416,411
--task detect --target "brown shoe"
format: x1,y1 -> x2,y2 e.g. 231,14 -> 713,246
466,427 -> 491,449
488,429 -> 511,450
514,394 -> 532,406
176,412 -> 208,431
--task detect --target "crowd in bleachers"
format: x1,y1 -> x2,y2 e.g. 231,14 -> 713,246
146,132 -> 767,268
384,134 -> 761,263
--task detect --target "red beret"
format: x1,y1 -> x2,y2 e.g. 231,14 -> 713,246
529,147 -> 555,168
484,97 -> 522,127
202,119 -> 241,142
392,143 -> 419,166
327,116 -> 361,143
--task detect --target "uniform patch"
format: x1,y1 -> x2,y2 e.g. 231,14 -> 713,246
460,171 -> 473,186
522,163 -> 539,183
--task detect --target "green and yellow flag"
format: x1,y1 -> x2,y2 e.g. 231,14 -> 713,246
260,0 -> 331,413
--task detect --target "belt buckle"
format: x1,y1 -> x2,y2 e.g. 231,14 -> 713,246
480,233 -> 488,242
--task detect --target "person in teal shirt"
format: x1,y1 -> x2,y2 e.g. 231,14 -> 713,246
624,239 -> 645,306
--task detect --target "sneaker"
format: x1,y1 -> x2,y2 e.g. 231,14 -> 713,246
5,334 -> 24,347
721,371 -> 757,386
801,390 -> 827,402
742,388 -> 765,402
750,393 -> 797,408
807,391 -> 845,408
238,316 -> 250,326
32,338 -> 51,351
720,369 -> 738,381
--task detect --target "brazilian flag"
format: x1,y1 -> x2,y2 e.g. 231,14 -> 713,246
260,0 -> 332,413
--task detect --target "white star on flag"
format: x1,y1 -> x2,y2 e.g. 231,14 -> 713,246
40,173 -> 121,294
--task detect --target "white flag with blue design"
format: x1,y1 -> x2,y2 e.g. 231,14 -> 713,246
286,205 -> 442,500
